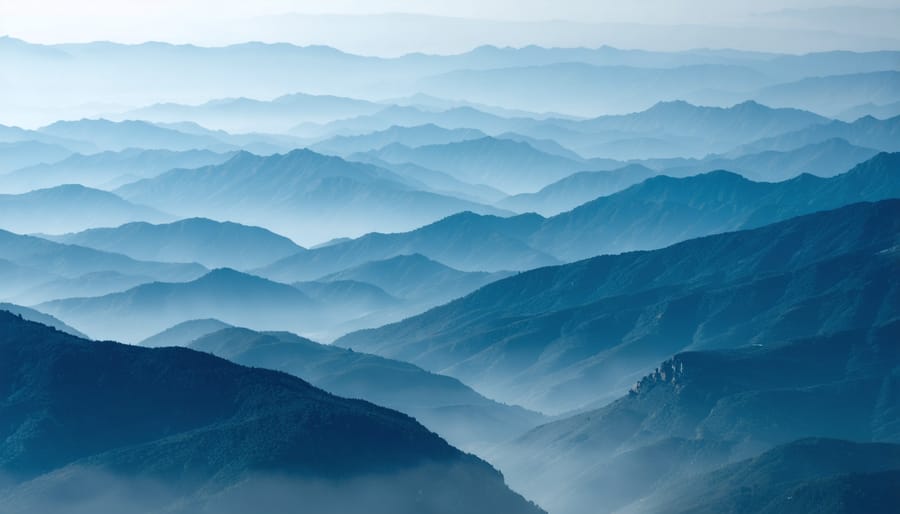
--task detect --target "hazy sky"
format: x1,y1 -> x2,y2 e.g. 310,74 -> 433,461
2,1 -> 900,54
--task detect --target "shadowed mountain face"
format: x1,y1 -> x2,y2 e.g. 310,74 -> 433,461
184,326 -> 547,452
115,149 -> 508,245
0,185 -> 172,235
627,440 -> 900,514
0,148 -> 233,193
490,322 -> 900,514
336,200 -> 900,414
49,218 -> 304,270
0,311 -> 545,514
0,303 -> 87,337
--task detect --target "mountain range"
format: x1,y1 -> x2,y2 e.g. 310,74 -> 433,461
364,136 -> 601,194
336,200 -> 900,414
123,93 -> 384,133
0,229 -> 205,300
490,322 -> 900,514
0,311 -> 543,514
49,218 -> 304,270
0,140 -> 72,174
0,184 -> 171,235
115,149 -> 508,245
312,124 -> 487,156
257,212 -> 556,281
182,325 -> 546,451
38,268 -> 317,343
1,148 -> 232,193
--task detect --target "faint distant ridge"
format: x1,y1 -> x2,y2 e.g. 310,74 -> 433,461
115,147 -> 509,244
50,218 -> 304,270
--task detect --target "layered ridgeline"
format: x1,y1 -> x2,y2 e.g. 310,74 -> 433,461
295,101 -> 834,161
140,323 -> 546,452
38,257 -> 511,345
0,229 -> 205,301
361,136 -> 603,194
115,149 -> 509,245
49,218 -> 304,270
38,268 -> 319,343
0,312 -> 544,514
311,124 -> 488,156
262,152 -> 900,278
0,185 -> 171,235
0,148 -> 233,193
8,37 -> 900,127
0,140 -> 72,173
497,139 -> 881,216
731,113 -> 900,155
336,200 -> 900,414
490,322 -> 900,514
527,151 -> 900,261
124,93 -> 385,133
257,212 -> 556,281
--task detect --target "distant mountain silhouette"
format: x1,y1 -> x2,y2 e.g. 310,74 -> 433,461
366,136 -> 593,194
312,124 -> 487,156
497,164 -> 656,215
257,212 -> 556,282
656,138 -> 880,182
260,153 -> 900,274
38,119 -> 238,152
0,184 -> 172,235
11,270 -> 153,306
416,64 -> 773,119
337,200 -> 900,414
530,152 -> 900,261
550,100 -> 830,159
346,154 -> 509,204
116,149 -> 508,245
1,148 -> 232,193
51,218 -> 304,270
0,122 -> 95,153
837,100 -> 900,121
291,105 -> 522,138
491,322 -> 900,514
753,71 -> 900,116
0,229 -> 205,300
187,326 -> 546,451
0,312 -> 544,514
292,279 -> 403,328
39,268 -> 316,343
139,318 -> 233,347
125,93 -> 383,132
0,140 -> 72,174
733,114 -> 900,155
318,253 -> 511,304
